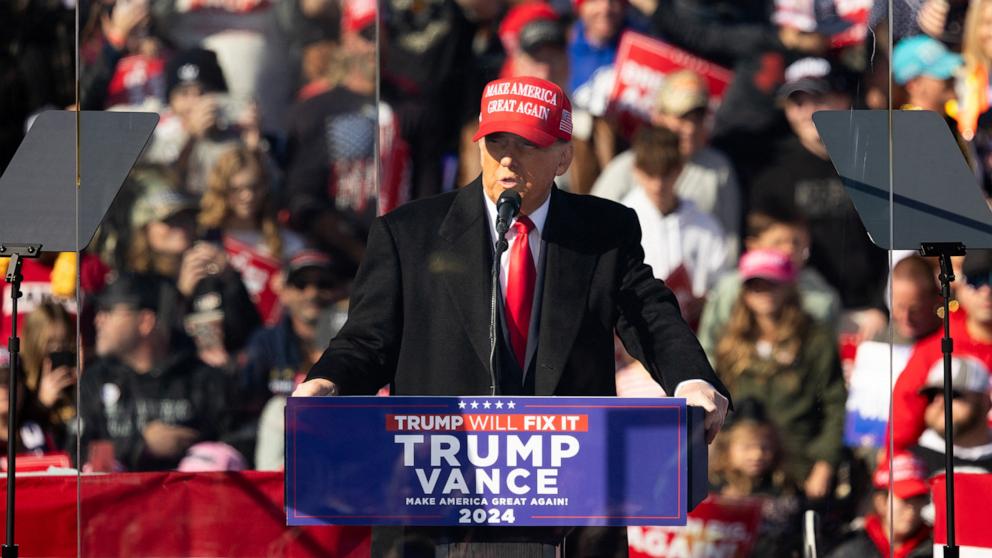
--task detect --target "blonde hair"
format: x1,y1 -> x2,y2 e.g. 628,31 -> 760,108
714,282 -> 810,385
963,0 -> 992,71
22,301 -> 76,424
199,146 -> 283,258
22,301 -> 74,392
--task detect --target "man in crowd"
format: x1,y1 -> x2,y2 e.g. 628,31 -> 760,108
890,255 -> 942,345
893,34 -> 962,113
911,356 -> 992,475
237,250 -> 350,468
72,273 -> 229,471
286,0 -> 409,274
241,250 -> 350,415
826,453 -> 932,558
293,75 -> 730,556
499,2 -> 570,89
592,69 -> 741,256
891,250 -> 992,452
619,125 -> 730,327
749,56 -> 890,341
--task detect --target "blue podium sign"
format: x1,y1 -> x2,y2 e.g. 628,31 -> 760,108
285,396 -> 704,527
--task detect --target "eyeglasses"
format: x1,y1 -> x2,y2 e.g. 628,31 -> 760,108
287,275 -> 338,290
965,271 -> 992,290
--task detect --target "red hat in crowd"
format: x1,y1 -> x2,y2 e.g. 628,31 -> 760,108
342,0 -> 377,34
738,249 -> 797,284
873,452 -> 930,500
474,76 -> 573,147
499,2 -> 559,54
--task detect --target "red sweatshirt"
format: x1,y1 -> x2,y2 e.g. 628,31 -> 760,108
890,309 -> 992,452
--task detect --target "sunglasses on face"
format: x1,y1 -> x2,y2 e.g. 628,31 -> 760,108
287,275 -> 337,290
965,271 -> 992,290
923,389 -> 966,403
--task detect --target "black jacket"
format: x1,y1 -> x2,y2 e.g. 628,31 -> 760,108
72,350 -> 230,471
308,178 -> 730,402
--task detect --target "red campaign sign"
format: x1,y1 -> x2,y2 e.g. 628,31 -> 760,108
608,32 -> 733,136
0,452 -> 71,473
627,495 -> 763,558
223,234 -> 283,325
831,0 -> 871,49
932,473 -> 992,552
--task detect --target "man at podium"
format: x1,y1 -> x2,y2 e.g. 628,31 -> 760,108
293,76 -> 731,556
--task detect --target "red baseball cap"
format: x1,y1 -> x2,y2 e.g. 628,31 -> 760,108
473,76 -> 573,147
499,3 -> 559,54
342,0 -> 377,34
873,452 -> 930,500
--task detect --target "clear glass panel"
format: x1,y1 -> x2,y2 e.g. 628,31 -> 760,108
886,0 -> 992,556
0,1 -> 80,557
631,0 -> 898,556
72,0 -> 379,555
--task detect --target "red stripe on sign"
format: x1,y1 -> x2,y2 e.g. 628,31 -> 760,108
385,414 -> 589,432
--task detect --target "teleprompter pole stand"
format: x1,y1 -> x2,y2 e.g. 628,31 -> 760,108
0,243 -> 42,558
919,241 -> 965,558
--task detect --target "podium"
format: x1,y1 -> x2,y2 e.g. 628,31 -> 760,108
285,396 -> 708,555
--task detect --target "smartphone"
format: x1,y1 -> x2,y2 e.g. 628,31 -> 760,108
943,0 -> 968,43
202,227 -> 224,246
49,350 -> 76,369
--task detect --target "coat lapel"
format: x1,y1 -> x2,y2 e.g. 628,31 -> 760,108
437,179 -> 494,375
535,187 -> 597,395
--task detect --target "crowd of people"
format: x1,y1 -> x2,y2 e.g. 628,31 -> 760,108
3,0 -> 992,556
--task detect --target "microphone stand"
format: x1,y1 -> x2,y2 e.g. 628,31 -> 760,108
489,229 -> 510,396
489,191 -> 520,396
1,243 -> 41,558
920,241 -> 966,558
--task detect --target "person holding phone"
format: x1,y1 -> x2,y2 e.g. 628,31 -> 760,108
21,300 -> 78,446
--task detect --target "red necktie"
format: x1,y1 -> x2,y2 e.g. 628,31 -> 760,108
505,216 -> 536,370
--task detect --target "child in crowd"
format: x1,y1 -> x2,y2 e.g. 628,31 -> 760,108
710,399 -> 804,556
698,206 -> 840,362
826,453 -> 932,558
715,249 -> 846,500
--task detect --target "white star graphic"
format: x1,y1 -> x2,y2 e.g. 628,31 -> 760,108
483,401 -> 492,409
470,401 -> 479,409
495,401 -> 504,409
458,401 -> 467,409
507,401 -> 516,409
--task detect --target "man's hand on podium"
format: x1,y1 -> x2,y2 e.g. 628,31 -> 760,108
292,378 -> 340,397
673,380 -> 729,444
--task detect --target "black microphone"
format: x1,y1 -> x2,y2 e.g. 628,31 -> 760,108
489,190 -> 521,395
495,190 -> 522,238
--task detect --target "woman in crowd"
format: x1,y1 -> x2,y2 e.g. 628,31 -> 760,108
199,145 -> 305,325
0,350 -> 60,458
715,249 -> 847,501
21,301 -> 77,444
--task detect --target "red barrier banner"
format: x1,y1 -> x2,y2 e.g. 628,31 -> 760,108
627,495 -> 762,558
607,32 -> 733,137
0,471 -> 370,557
